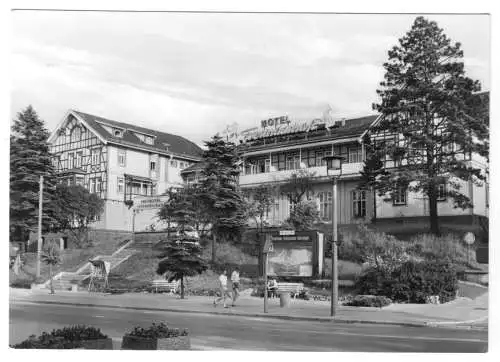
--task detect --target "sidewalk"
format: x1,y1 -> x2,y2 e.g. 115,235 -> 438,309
9,288 -> 488,328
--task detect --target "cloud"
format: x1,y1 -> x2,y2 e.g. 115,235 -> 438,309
11,12 -> 490,144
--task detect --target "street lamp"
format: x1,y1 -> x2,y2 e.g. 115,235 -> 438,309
323,155 -> 344,317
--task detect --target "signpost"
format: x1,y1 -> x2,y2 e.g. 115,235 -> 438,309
464,232 -> 476,266
262,235 -> 274,313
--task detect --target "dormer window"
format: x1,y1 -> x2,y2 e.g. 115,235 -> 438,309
113,129 -> 123,138
134,132 -> 155,145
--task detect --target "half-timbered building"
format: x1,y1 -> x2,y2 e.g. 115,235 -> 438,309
48,110 -> 203,231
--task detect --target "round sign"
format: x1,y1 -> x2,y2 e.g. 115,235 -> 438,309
464,232 -> 475,245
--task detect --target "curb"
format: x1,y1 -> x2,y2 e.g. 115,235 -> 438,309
11,297 -> 431,328
425,316 -> 488,330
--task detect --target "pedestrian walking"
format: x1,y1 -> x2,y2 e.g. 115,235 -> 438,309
231,267 -> 240,306
213,269 -> 232,308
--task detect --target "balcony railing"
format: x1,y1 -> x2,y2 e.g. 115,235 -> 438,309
239,163 -> 364,186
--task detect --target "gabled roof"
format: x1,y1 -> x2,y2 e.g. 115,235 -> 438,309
71,110 -> 203,160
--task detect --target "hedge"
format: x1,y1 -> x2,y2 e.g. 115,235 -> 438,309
355,260 -> 458,303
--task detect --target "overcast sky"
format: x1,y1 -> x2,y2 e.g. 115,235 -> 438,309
11,11 -> 490,146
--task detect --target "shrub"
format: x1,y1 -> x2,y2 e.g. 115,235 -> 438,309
10,278 -> 34,289
125,323 -> 188,339
346,295 -> 392,308
11,325 -> 107,349
338,225 -> 401,264
355,260 -> 458,303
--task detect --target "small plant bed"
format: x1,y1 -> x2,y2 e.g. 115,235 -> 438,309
344,295 -> 392,308
121,322 -> 190,350
11,325 -> 112,349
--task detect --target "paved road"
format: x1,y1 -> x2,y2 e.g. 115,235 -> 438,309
10,301 -> 488,352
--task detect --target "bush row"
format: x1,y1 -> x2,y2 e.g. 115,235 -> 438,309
355,259 -> 458,303
345,295 -> 392,308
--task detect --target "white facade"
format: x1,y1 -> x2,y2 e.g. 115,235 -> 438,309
49,110 -> 202,231
238,115 -> 488,227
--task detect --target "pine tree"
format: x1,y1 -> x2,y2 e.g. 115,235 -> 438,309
201,135 -> 248,261
158,187 -> 181,240
156,189 -> 208,299
372,17 -> 489,235
10,106 -> 58,242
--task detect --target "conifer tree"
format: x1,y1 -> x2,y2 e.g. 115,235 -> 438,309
201,135 -> 248,261
10,106 -> 57,242
156,189 -> 208,299
358,134 -> 389,221
372,17 -> 489,235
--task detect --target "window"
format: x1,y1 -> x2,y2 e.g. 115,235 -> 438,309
68,152 -> 74,169
393,186 -> 407,205
75,152 -> 83,168
144,136 -> 154,145
95,177 -> 102,193
179,162 -> 185,169
113,129 -> 123,138
278,153 -> 285,171
131,182 -> 141,195
118,150 -> 126,167
91,148 -> 100,165
90,178 -> 96,193
443,142 -> 454,154
71,127 -> 81,142
265,159 -> 271,173
349,146 -> 363,163
315,151 -> 324,167
352,190 -> 367,218
150,161 -> 156,171
117,177 -> 124,193
286,153 -> 300,170
76,176 -> 84,186
171,160 -> 178,168
52,156 -> 60,170
306,149 -> 316,167
437,183 -> 447,201
142,183 -> 149,195
318,191 -> 332,220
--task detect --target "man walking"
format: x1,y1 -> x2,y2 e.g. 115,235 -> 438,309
213,269 -> 232,308
231,267 -> 240,306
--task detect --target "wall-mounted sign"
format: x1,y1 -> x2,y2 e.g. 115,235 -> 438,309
261,116 -> 290,128
133,196 -> 170,210
279,230 -> 295,236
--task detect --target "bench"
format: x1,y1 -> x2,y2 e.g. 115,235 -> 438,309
268,282 -> 305,299
151,280 -> 179,294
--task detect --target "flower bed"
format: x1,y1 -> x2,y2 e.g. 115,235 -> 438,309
344,295 -> 392,308
121,322 -> 190,350
11,325 -> 112,349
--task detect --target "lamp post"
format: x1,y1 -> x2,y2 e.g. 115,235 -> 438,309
323,155 -> 343,317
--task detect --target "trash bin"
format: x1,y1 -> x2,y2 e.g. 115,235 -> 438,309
280,292 -> 291,308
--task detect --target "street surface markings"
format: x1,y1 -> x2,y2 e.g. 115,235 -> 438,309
10,302 -> 487,344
